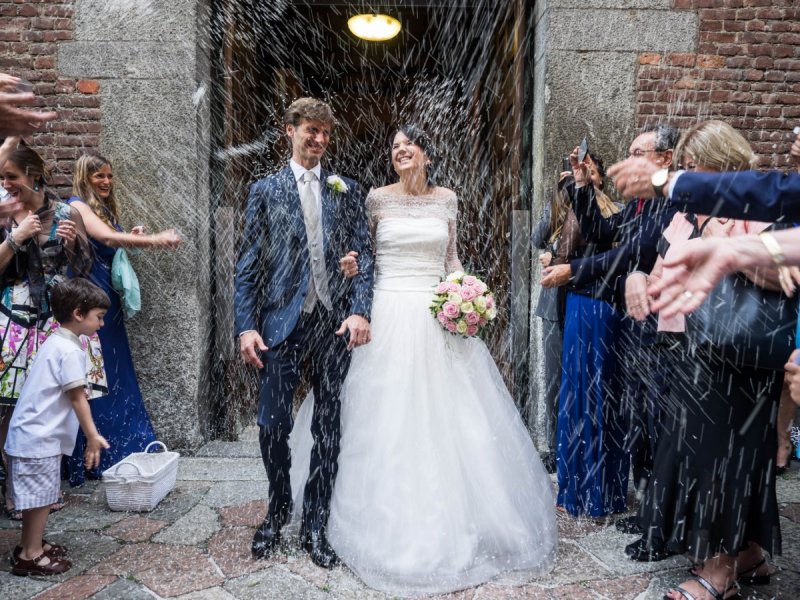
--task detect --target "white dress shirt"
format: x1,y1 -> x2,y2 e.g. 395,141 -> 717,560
290,160 -> 323,210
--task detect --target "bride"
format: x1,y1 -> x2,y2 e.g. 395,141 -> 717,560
290,125 -> 557,596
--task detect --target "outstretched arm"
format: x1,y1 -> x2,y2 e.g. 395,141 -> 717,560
69,200 -> 182,249
649,228 -> 800,317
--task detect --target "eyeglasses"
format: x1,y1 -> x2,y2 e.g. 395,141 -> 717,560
626,149 -> 660,158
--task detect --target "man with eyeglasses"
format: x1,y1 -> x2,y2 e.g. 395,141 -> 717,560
542,124 -> 680,555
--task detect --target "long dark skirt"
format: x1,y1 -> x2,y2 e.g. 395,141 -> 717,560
638,344 -> 782,561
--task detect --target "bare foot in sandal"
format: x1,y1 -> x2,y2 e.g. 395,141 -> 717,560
12,552 -> 71,576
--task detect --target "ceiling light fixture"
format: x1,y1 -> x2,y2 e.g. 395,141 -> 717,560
347,14 -> 402,42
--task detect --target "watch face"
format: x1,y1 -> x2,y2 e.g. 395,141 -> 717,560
652,168 -> 668,187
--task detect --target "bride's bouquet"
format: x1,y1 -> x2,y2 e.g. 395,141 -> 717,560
430,271 -> 497,337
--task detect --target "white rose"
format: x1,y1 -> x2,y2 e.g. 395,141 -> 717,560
446,270 -> 465,282
326,175 -> 348,194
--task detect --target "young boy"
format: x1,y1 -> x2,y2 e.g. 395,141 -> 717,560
5,278 -> 110,576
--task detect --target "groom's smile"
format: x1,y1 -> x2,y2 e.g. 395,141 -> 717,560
287,118 -> 331,168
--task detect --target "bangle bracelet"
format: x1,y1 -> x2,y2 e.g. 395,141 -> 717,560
5,232 -> 21,253
759,232 -> 785,267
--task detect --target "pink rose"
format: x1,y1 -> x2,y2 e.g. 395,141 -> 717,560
476,281 -> 488,294
443,301 -> 460,319
445,321 -> 457,333
447,282 -> 461,293
486,295 -> 495,309
460,285 -> 479,302
465,311 -> 480,325
437,311 -> 449,325
435,282 -> 449,294
463,275 -> 477,286
466,324 -> 479,336
479,317 -> 488,326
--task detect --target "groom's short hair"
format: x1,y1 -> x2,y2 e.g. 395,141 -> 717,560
284,98 -> 335,127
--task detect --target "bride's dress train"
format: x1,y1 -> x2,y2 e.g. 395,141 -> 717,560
289,189 -> 557,596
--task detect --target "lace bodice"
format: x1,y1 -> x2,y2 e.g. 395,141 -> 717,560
365,188 -> 463,289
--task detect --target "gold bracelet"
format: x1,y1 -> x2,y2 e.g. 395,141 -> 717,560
759,232 -> 785,267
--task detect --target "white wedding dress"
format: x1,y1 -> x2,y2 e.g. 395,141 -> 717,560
289,188 -> 557,596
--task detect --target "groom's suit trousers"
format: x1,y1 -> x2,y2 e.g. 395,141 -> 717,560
257,305 -> 351,528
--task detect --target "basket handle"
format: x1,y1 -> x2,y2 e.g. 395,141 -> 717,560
112,460 -> 143,480
144,441 -> 168,453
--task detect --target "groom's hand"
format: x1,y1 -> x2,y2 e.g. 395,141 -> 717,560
240,331 -> 268,369
336,315 -> 371,350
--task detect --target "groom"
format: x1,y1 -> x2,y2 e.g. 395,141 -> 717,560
234,97 -> 374,568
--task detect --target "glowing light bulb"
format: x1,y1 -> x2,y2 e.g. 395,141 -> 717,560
347,14 -> 402,42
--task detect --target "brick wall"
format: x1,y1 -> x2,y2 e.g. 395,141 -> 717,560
636,0 -> 800,169
0,0 -> 100,197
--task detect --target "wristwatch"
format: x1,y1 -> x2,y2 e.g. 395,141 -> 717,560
650,168 -> 670,198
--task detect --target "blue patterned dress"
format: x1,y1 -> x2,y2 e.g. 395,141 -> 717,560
64,197 -> 155,486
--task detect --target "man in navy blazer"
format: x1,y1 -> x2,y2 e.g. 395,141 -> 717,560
234,98 -> 374,568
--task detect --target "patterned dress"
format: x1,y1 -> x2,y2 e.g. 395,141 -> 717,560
0,197 -> 106,408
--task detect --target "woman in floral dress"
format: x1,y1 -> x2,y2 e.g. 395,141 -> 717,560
0,143 -> 100,518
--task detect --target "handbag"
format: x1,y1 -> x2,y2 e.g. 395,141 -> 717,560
111,248 -> 141,319
686,271 -> 798,370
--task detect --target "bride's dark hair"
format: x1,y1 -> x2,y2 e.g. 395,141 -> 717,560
389,124 -> 439,186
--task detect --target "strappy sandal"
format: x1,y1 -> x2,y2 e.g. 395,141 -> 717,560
664,575 -> 740,600
11,552 -> 71,576
737,556 -> 771,585
11,540 -> 68,564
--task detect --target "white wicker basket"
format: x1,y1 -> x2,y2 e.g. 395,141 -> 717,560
102,441 -> 180,512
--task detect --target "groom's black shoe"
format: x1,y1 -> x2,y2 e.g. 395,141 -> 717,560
300,527 -> 338,569
252,516 -> 283,560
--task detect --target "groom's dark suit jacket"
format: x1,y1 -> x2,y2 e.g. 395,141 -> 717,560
671,170 -> 800,222
234,165 -> 374,347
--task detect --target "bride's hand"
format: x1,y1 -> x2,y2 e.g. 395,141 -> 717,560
336,315 -> 371,350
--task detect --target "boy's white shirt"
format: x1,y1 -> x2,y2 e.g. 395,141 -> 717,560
4,328 -> 87,458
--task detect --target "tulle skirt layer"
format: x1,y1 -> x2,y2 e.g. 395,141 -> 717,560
291,280 -> 557,596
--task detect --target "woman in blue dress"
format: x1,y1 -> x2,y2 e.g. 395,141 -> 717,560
540,153 -> 627,517
64,154 -> 182,485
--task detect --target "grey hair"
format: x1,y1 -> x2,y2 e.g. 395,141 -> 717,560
641,123 -> 680,152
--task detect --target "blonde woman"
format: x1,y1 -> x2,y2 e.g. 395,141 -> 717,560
630,121 -> 779,600
63,154 -> 181,486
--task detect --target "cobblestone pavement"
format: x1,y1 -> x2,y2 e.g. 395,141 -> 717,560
3,428 -> 799,599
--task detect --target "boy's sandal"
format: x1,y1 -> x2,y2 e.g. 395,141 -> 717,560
12,541 -> 68,561
41,539 -> 68,557
664,575 -> 740,600
736,556 -> 771,586
2,504 -> 22,520
11,552 -> 71,576
49,493 -> 67,513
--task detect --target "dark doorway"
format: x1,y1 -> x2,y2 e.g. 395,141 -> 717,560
208,0 -> 534,437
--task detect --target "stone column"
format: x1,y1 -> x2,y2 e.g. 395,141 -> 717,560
528,0 -> 697,449
58,0 -> 212,448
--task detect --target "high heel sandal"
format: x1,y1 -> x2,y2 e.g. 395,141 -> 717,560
737,557 -> 771,586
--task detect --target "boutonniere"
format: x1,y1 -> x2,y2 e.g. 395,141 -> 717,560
326,175 -> 348,194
